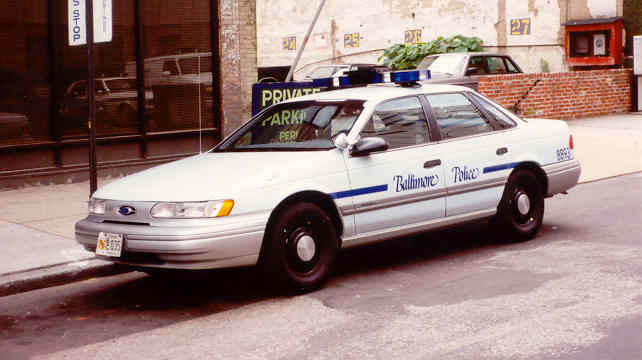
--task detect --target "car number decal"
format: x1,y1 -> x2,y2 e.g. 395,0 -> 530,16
556,147 -> 572,161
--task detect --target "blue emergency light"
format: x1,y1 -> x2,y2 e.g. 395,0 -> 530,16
312,69 -> 430,88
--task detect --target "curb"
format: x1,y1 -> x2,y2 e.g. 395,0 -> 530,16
0,258 -> 129,298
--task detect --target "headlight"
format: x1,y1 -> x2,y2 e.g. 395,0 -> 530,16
150,200 -> 234,218
88,198 -> 106,215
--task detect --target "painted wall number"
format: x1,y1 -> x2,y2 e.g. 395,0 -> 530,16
344,33 -> 360,49
282,36 -> 296,51
510,18 -> 531,35
404,29 -> 422,45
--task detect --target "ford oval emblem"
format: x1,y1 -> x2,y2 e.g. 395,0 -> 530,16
118,206 -> 136,216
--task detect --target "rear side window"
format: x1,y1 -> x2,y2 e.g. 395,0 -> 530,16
470,93 -> 517,129
425,93 -> 492,139
486,57 -> 507,74
505,58 -> 520,73
179,56 -> 212,74
360,97 -> 429,150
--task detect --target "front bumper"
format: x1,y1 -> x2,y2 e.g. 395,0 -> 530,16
75,214 -> 266,270
543,159 -> 582,197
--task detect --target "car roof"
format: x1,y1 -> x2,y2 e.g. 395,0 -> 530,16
288,83 -> 471,103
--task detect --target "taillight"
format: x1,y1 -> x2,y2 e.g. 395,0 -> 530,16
569,135 -> 574,150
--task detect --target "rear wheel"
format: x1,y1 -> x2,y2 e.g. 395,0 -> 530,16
495,169 -> 544,241
261,202 -> 338,292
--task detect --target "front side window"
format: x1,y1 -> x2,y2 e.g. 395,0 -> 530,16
466,56 -> 486,75
425,93 -> 492,139
216,100 -> 364,151
360,97 -> 429,150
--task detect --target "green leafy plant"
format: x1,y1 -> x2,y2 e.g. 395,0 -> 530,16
379,35 -> 484,70
540,58 -> 550,73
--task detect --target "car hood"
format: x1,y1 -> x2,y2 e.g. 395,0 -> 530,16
93,151 -> 342,202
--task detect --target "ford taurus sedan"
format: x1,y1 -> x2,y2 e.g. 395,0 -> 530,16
76,74 -> 580,291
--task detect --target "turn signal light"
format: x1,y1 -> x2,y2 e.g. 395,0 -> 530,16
569,135 -> 574,150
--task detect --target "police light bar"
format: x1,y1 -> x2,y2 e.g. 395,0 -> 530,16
312,69 -> 431,88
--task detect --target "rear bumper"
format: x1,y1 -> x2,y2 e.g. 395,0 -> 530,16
75,216 -> 266,270
543,159 -> 582,197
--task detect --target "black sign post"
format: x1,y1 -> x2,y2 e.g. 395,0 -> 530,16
86,0 -> 98,196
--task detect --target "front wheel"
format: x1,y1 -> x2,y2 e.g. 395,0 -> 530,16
495,169 -> 544,242
260,202 -> 338,292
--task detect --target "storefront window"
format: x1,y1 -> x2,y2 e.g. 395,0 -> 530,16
1,0 -> 218,177
0,1 -> 51,145
52,0 -> 138,138
141,0 -> 213,133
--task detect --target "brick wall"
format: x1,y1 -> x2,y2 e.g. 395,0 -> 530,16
220,0 -> 257,136
478,69 -> 632,119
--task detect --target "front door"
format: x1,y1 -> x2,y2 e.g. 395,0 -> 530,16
344,96 -> 446,235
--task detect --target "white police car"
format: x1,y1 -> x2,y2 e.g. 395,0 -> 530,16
75,69 -> 581,291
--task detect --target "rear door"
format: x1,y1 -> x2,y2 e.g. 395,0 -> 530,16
424,92 -> 518,217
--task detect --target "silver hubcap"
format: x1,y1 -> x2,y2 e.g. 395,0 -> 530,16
516,193 -> 531,215
296,235 -> 316,262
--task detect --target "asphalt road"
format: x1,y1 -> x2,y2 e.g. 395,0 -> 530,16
1,173 -> 641,360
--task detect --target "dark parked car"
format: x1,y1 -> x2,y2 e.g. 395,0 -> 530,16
59,77 -> 153,136
417,52 -> 523,90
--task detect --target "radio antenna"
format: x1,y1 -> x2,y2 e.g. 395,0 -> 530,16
198,54 -> 203,153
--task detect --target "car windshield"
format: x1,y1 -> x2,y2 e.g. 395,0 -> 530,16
418,54 -> 465,75
179,56 -> 212,74
307,66 -> 342,79
105,79 -> 136,91
215,100 -> 364,151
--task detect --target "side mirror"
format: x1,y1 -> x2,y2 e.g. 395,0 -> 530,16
350,136 -> 389,157
333,133 -> 350,149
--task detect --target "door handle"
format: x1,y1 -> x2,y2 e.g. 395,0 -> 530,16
424,159 -> 441,168
496,147 -> 508,155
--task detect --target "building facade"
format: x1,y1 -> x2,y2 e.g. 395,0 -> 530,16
257,0 -> 624,78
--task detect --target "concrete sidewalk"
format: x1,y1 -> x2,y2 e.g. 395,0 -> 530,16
1,113 -> 640,297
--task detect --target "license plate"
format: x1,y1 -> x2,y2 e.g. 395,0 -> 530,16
96,232 -> 123,257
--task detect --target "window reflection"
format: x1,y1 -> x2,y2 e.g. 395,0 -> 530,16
0,1 -> 50,144
0,0 -> 214,145
142,2 -> 213,133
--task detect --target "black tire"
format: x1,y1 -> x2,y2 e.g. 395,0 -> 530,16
495,169 -> 544,242
260,202 -> 338,292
